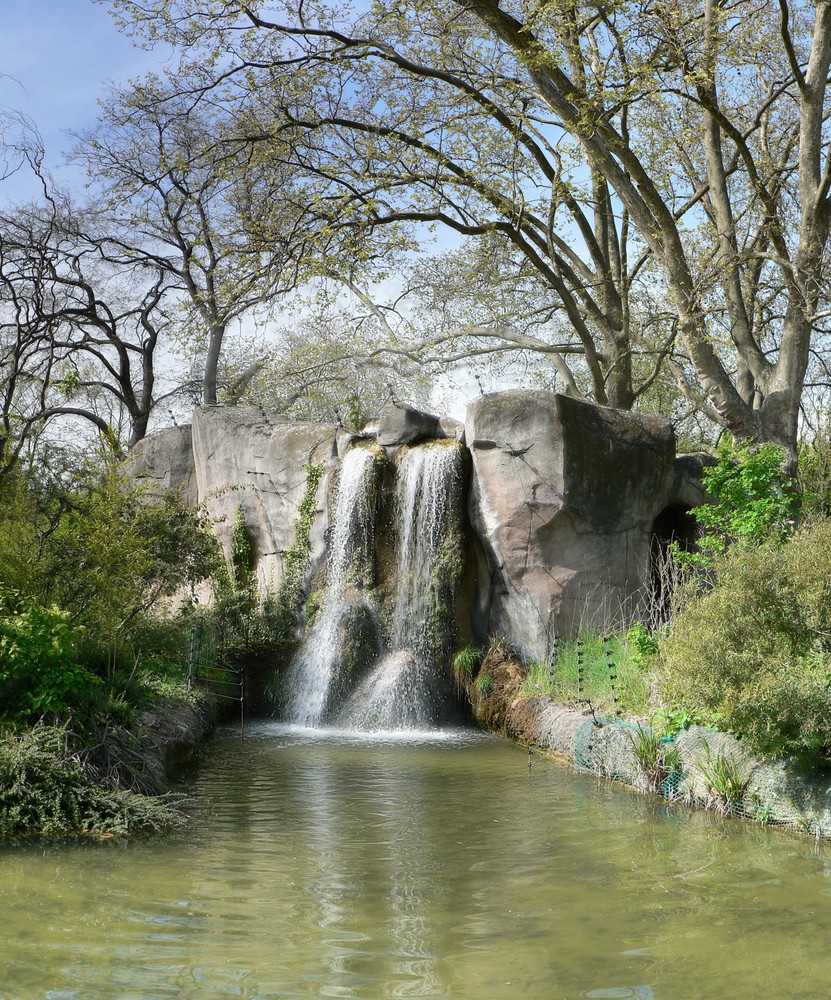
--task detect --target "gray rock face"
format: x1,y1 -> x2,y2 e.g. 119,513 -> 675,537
128,392 -> 704,665
131,408 -> 338,597
465,390 -> 678,658
127,425 -> 198,505
376,402 -> 441,446
190,407 -> 338,595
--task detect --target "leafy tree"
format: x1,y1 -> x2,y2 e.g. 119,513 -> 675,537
104,0 -> 831,454
218,302 -> 432,421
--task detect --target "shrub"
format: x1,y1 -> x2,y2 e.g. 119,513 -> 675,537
0,725 -> 184,837
799,429 -> 831,518
0,589 -> 100,723
658,518 -> 831,760
680,440 -> 794,568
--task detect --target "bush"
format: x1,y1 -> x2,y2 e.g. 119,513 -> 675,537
0,461 -> 219,672
0,725 -> 184,837
680,439 -> 794,568
658,518 -> 831,760
799,427 -> 831,518
0,589 -> 101,723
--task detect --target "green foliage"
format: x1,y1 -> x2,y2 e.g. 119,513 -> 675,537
0,460 -> 219,673
343,392 -> 370,432
488,635 -> 515,657
751,795 -> 774,827
521,632 -> 650,717
0,590 -> 100,722
681,440 -> 794,567
272,462 -> 324,637
230,504 -> 255,588
207,462 -> 326,651
627,725 -> 679,794
650,704 -> 705,739
798,430 -> 831,518
658,518 -> 831,760
474,672 -> 494,697
625,621 -> 661,669
453,645 -> 484,684
0,725 -> 185,837
0,456 -> 220,730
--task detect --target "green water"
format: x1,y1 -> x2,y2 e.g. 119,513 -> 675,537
2,723 -> 831,999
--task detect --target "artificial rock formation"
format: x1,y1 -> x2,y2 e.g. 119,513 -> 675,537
128,392 -> 702,660
465,391 -> 686,659
131,407 -> 338,595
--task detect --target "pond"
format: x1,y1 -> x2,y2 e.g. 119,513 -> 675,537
2,722 -> 830,999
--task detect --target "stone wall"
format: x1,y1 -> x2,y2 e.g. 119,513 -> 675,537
469,646 -> 831,841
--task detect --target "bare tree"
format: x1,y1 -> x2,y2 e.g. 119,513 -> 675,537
72,74 -> 365,406
0,187 -> 190,452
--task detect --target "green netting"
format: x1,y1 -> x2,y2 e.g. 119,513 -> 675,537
548,707 -> 831,838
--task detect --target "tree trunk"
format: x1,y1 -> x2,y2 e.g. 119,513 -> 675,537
203,325 -> 224,406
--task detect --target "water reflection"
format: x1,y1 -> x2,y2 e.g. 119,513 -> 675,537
2,724 -> 831,998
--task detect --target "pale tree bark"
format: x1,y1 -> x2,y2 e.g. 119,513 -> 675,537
456,0 -> 831,455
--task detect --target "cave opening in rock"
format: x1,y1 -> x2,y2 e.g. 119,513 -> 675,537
649,503 -> 698,623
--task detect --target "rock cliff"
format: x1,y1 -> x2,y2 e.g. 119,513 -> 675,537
128,392 -> 701,659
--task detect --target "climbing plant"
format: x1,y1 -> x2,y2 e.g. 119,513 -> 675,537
272,462 -> 324,637
230,504 -> 255,589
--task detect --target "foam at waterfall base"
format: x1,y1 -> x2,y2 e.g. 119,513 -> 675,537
338,650 -> 443,731
241,720 -> 485,747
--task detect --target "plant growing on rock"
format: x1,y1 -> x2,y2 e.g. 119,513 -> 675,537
627,724 -> 680,795
453,645 -> 484,695
474,672 -> 494,697
693,741 -> 749,816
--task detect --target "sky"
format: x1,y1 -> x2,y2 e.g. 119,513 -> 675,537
0,0 -> 168,201
0,0 -> 483,419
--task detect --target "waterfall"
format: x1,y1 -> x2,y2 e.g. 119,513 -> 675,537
282,447 -> 378,727
339,444 -> 463,730
392,445 -> 461,656
283,441 -> 463,731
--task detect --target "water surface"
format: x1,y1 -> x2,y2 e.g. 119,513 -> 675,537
2,723 -> 830,999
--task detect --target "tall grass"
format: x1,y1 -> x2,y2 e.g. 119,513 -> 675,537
520,631 -> 651,717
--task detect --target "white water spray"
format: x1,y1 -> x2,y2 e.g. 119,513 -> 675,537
282,448 -> 378,726
340,444 -> 463,730
284,441 -> 463,731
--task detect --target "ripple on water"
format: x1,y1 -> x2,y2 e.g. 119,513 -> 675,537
4,727 -> 831,999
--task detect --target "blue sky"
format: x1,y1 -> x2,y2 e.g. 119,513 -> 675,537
0,0 -> 167,200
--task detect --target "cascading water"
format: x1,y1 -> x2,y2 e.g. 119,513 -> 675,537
339,443 -> 463,730
283,440 -> 463,731
282,447 -> 378,727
